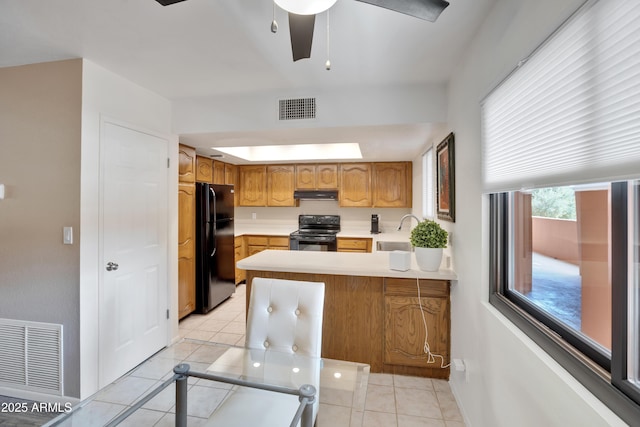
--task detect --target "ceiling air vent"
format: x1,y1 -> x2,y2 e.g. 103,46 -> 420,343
279,97 -> 316,120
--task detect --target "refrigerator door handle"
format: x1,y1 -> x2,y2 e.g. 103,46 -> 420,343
210,187 -> 217,256
204,185 -> 211,223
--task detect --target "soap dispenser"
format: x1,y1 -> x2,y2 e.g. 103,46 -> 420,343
370,214 -> 380,234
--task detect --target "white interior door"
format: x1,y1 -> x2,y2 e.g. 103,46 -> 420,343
99,120 -> 168,387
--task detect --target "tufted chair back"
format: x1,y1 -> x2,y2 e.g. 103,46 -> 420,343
245,277 -> 325,358
205,278 -> 325,426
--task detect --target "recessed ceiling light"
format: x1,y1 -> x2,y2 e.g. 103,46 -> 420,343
213,143 -> 362,162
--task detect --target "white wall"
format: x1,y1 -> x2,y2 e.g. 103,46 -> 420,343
172,83 -> 447,134
446,0 -> 626,425
0,59 -> 82,399
80,60 -> 178,399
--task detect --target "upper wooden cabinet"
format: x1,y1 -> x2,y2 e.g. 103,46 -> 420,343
238,165 -> 298,207
339,163 -> 372,207
267,165 -> 297,207
178,144 -> 196,183
295,164 -> 316,189
196,156 -> 213,183
213,160 -> 225,185
236,161 -> 410,208
373,162 -> 412,208
224,163 -> 237,186
238,165 -> 267,206
339,162 -> 411,208
295,164 -> 339,190
317,164 -> 339,189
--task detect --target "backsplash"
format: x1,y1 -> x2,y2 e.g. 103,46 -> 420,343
235,200 -> 413,230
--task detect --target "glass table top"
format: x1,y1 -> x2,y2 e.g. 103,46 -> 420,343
48,340 -> 370,427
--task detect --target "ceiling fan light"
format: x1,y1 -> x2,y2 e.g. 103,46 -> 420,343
274,0 -> 337,15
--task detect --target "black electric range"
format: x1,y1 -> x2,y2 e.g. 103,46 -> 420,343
289,215 -> 340,251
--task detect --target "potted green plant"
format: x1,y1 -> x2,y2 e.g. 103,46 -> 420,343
410,219 -> 448,271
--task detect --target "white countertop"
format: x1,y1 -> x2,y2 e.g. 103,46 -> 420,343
234,221 -> 297,236
237,249 -> 457,281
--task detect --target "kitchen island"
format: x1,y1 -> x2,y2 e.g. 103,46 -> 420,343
237,250 -> 457,379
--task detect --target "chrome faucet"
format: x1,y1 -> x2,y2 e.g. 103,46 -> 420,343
396,214 -> 421,231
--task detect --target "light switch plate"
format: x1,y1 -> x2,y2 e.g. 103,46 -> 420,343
63,227 -> 73,245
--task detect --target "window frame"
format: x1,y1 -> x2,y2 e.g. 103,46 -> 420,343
489,188 -> 640,424
422,147 -> 434,220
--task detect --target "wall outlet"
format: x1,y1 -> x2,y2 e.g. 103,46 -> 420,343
453,358 -> 466,372
251,212 -> 257,220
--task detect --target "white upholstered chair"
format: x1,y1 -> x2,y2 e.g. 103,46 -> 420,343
204,277 -> 325,426
245,277 -> 325,358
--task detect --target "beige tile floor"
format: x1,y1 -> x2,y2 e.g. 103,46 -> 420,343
49,283 -> 465,426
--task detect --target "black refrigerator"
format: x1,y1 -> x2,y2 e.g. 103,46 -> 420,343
195,183 -> 236,313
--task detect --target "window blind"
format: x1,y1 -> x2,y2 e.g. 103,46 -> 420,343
481,0 -> 640,192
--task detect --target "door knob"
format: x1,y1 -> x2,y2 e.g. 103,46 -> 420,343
106,262 -> 119,271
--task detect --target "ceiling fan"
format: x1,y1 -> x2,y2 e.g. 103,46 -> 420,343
155,0 -> 450,61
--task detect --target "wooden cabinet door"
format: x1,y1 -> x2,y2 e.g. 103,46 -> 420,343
178,182 -> 196,319
178,144 -> 196,183
339,163 -> 372,207
268,236 -> 290,249
383,278 -> 450,369
384,295 -> 449,368
225,164 -> 237,186
337,237 -> 372,253
213,160 -> 225,185
234,236 -> 245,284
316,164 -> 338,189
295,164 -> 316,189
245,235 -> 268,256
238,165 -> 267,206
196,156 -> 213,183
267,165 -> 297,206
373,162 -> 412,208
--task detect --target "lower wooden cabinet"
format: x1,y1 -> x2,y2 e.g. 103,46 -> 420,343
384,278 -> 450,372
236,235 -> 290,283
243,271 -> 451,379
267,236 -> 290,250
178,182 -> 196,319
337,237 -> 372,253
234,236 -> 246,285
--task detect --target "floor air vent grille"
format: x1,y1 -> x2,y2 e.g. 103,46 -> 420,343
0,319 -> 63,395
279,97 -> 316,120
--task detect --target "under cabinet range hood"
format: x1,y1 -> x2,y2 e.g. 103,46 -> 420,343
293,190 -> 339,200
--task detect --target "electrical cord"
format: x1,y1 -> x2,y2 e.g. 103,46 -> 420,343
416,277 -> 450,369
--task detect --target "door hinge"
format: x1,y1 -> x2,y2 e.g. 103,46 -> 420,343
166,309 -> 170,319
167,158 -> 170,168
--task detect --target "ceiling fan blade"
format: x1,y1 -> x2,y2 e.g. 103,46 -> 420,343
155,0 -> 188,6
288,13 -> 316,62
355,0 -> 449,22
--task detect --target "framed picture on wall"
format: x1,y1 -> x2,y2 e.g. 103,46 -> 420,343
436,132 -> 455,222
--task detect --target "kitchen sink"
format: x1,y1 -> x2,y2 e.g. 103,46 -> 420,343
376,241 -> 413,252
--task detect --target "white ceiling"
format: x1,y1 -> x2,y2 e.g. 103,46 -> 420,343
0,0 -> 495,162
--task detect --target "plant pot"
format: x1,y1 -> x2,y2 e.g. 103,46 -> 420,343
414,247 -> 443,271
